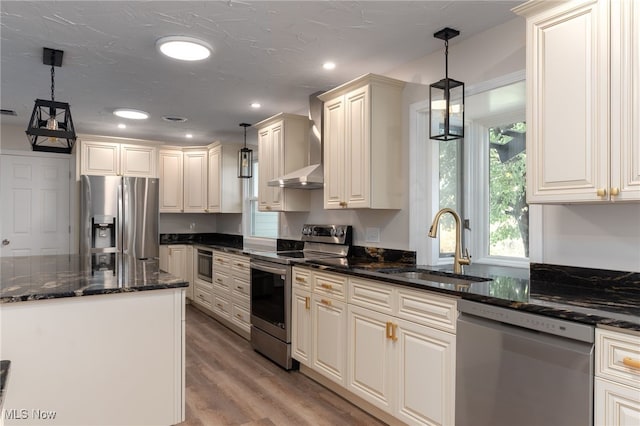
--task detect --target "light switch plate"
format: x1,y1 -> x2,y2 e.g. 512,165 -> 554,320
365,227 -> 380,243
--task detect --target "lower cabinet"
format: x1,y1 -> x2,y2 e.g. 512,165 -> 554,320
292,267 -> 457,426
595,328 -> 640,426
160,244 -> 192,300
191,248 -> 251,340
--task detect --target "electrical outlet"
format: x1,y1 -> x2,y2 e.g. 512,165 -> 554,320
365,227 -> 380,243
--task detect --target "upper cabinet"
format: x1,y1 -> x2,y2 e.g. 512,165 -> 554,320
515,0 -> 640,203
253,113 -> 310,212
207,143 -> 243,213
318,73 -> 405,209
80,139 -> 157,177
159,143 -> 243,213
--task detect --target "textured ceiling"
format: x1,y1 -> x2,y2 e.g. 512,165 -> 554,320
1,1 -> 523,145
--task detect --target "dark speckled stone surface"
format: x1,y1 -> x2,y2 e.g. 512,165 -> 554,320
0,254 -> 188,303
0,360 -> 9,412
300,259 -> 640,331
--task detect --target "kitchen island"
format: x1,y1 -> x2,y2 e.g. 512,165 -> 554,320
0,254 -> 187,426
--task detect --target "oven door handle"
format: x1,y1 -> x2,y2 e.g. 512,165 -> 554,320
250,259 -> 288,276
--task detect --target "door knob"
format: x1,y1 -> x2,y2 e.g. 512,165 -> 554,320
2,239 -> 9,246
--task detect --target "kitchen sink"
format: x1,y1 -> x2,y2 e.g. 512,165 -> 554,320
377,268 -> 490,287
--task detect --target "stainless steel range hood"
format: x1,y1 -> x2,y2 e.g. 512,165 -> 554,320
268,92 -> 324,189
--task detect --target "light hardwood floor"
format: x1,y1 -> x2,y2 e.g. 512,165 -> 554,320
178,305 -> 387,426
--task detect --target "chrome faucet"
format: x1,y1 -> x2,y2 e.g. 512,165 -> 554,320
428,208 -> 471,274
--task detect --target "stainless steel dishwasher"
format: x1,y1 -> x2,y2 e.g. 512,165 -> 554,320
456,299 -> 594,426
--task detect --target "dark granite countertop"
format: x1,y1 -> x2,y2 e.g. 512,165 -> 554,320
300,258 -> 640,332
0,360 -> 9,412
0,254 -> 188,303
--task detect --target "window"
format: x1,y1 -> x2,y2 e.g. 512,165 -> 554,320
410,73 -> 528,268
245,159 -> 278,239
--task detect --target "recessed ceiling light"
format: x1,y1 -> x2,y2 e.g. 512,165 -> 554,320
113,109 -> 149,120
185,133 -> 193,139
323,61 -> 336,70
251,102 -> 261,109
117,123 -> 126,129
156,36 -> 212,61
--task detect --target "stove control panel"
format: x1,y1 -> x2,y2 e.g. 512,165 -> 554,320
301,224 -> 352,245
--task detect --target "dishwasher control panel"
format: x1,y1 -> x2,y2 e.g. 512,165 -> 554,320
458,299 -> 595,343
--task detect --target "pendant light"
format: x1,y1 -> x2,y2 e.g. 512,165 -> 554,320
429,28 -> 464,141
26,47 -> 77,154
238,123 -> 253,178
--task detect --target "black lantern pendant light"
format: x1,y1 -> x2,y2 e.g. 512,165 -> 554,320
26,47 -> 77,154
238,123 -> 253,178
429,28 -> 464,141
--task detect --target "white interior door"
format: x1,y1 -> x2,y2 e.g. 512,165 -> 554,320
1,154 -> 71,256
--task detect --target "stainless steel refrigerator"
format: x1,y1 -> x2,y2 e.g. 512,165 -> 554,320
80,175 -> 159,259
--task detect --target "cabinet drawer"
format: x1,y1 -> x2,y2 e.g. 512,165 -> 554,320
213,271 -> 231,293
212,294 -> 231,319
230,254 -> 250,276
313,271 -> 347,300
193,286 -> 212,309
213,252 -> 231,269
596,328 -> 640,388
293,267 -> 312,290
396,287 -> 457,333
348,277 -> 394,314
231,276 -> 250,305
231,304 -> 251,332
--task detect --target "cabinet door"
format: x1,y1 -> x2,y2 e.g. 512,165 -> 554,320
292,288 -> 312,366
81,141 -> 120,176
159,150 -> 183,212
183,150 -> 208,212
120,144 -> 156,177
207,146 -> 222,212
257,127 -> 273,211
347,305 -> 394,414
167,245 -> 187,281
611,0 -> 640,201
344,85 -> 371,208
595,378 -> 640,426
526,0 -> 609,203
311,294 -> 347,386
395,317 -> 455,426
323,96 -> 346,209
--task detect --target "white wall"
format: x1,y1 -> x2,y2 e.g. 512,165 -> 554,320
159,213 -> 217,234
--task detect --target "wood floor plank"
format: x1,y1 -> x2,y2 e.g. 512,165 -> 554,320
177,305 -> 386,426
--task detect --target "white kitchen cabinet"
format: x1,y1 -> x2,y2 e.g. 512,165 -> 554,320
514,0 -> 640,203
292,287 -> 312,365
182,148 -> 208,213
254,113 -> 310,212
159,149 -> 184,212
311,292 -> 348,386
160,244 -> 192,301
318,73 -> 405,209
80,139 -> 157,177
595,327 -> 640,426
207,143 -> 243,213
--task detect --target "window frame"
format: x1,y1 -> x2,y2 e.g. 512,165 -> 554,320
409,70 -> 532,268
242,153 -> 278,250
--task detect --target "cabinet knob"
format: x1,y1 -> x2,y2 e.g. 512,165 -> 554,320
596,188 -> 607,197
610,187 -> 620,196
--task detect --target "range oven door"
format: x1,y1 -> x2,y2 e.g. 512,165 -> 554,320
250,259 -> 290,343
196,249 -> 213,282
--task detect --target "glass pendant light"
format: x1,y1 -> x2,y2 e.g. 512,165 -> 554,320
430,28 -> 464,141
238,123 -> 253,178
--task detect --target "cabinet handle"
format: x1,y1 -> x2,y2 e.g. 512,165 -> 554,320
236,286 -> 243,290
320,299 -> 332,306
236,263 -> 245,268
266,206 -> 272,210
610,187 -> 620,196
216,278 -> 223,284
296,276 -> 307,283
596,188 -> 607,197
623,357 -> 640,370
386,322 -> 393,340
320,283 -> 333,290
339,201 -> 347,207
391,323 -> 398,342
305,296 -> 310,310
236,313 -> 243,319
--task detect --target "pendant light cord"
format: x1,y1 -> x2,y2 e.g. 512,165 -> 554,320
50,49 -> 56,102
444,39 -> 449,80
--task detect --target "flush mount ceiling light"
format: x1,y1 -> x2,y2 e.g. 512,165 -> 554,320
25,47 -> 77,154
430,27 -> 465,141
238,123 -> 253,179
113,109 -> 149,120
250,102 -> 261,109
117,123 -> 126,129
323,61 -> 336,70
156,36 -> 212,61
